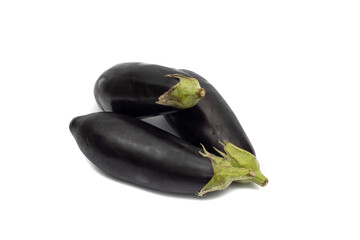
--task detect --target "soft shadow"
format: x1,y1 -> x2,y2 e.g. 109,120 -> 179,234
141,115 -> 180,137
231,182 -> 260,190
86,160 -> 246,200
90,104 -> 180,138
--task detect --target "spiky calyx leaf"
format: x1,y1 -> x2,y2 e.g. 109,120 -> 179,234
156,74 -> 205,109
214,141 -> 268,187
198,144 -> 255,196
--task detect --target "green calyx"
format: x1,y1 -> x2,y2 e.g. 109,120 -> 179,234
214,141 -> 268,187
156,74 -> 205,109
198,144 -> 255,197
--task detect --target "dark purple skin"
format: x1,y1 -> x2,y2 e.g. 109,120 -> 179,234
94,62 -> 195,118
164,69 -> 256,156
70,112 -> 213,194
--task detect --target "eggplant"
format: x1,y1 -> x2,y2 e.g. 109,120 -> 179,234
69,112 -> 254,196
94,62 -> 205,118
165,69 -> 268,186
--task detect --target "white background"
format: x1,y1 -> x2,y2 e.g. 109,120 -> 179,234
1,1 -> 359,239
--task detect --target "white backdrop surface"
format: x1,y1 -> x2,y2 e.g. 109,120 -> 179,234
0,1 -> 359,239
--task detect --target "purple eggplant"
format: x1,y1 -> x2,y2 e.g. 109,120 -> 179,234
70,112 -> 254,196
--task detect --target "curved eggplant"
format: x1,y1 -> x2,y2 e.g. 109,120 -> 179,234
164,69 -> 268,187
94,62 -> 205,118
69,112 -> 254,196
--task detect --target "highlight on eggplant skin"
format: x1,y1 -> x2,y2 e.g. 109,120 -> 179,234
69,112 -> 255,196
94,62 -> 205,118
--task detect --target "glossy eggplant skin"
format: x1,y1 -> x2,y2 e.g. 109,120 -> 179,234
94,62 -> 195,118
70,112 -> 213,194
165,69 -> 256,156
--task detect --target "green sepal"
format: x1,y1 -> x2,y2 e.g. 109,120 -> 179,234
156,74 -> 205,109
198,144 -> 255,197
216,141 -> 268,187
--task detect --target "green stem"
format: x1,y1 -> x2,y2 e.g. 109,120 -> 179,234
253,170 -> 268,187
156,74 -> 205,109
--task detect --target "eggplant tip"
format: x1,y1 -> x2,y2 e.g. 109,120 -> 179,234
69,116 -> 82,134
